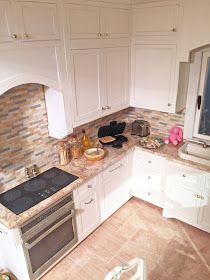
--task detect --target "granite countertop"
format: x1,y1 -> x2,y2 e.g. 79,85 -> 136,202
1,134 -> 210,229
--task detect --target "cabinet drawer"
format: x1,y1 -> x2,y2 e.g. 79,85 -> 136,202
135,172 -> 162,191
77,177 -> 96,196
134,149 -> 165,172
103,157 -> 128,182
166,162 -> 203,191
133,185 -> 163,207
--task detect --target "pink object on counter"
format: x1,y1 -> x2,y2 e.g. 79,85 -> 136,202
165,127 -> 183,146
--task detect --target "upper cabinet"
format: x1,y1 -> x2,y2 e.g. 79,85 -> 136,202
131,44 -> 177,112
0,0 -> 60,44
101,7 -> 130,39
132,2 -> 179,36
0,0 -> 16,43
65,4 -> 100,39
18,1 -> 60,41
65,4 -> 130,40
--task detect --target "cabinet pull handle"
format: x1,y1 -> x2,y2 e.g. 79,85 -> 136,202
109,164 -> 123,173
11,34 -> 18,39
197,95 -> 202,110
84,198 -> 94,205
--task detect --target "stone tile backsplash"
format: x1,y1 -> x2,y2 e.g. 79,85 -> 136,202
0,84 -> 185,192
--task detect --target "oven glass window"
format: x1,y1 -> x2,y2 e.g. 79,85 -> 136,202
28,217 -> 75,273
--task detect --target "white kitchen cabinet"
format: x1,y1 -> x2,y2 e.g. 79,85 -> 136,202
132,149 -> 165,207
18,1 -> 60,41
74,178 -> 100,241
70,49 -> 102,124
66,4 -> 100,39
103,47 -> 129,113
66,4 -> 129,40
71,47 -> 129,126
101,7 -> 130,39
131,44 -> 177,112
132,2 -> 179,36
197,192 -> 210,233
100,155 -> 132,221
0,0 -> 16,43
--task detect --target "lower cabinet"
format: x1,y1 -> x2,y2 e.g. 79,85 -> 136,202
132,149 -> 165,207
74,178 -> 100,241
198,192 -> 210,232
100,153 -> 132,222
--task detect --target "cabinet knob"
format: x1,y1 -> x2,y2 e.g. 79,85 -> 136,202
172,28 -> 177,32
97,33 -> 102,37
104,32 -> 109,37
23,33 -> 29,39
168,103 -> 172,107
182,174 -> 186,178
148,160 -> 152,164
106,106 -> 111,110
87,184 -> 92,189
148,176 -> 151,179
147,192 -> 151,196
11,34 -> 18,39
102,107 -> 107,111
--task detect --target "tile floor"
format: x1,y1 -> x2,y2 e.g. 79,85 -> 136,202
41,198 -> 210,280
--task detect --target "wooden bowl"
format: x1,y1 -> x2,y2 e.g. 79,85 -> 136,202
84,148 -> 105,161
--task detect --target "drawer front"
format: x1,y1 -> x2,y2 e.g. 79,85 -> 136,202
166,162 -> 203,191
103,157 -> 128,182
134,149 -> 165,173
133,185 -> 163,207
77,177 -> 97,196
135,172 -> 162,191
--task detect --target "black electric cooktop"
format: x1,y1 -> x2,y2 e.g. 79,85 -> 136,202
0,167 -> 79,215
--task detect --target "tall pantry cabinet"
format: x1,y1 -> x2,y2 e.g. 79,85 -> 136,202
131,0 -> 185,114
65,1 -> 130,126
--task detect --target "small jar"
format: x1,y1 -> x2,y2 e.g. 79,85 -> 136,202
69,136 -> 83,159
57,141 -> 70,166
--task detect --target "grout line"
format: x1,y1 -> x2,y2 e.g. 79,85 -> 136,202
179,222 -> 210,274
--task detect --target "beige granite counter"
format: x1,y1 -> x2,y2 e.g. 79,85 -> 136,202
1,134 -> 210,229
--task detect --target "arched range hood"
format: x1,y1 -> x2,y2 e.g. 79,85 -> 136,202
0,44 -> 73,139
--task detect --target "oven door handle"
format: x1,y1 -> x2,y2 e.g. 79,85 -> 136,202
24,211 -> 75,250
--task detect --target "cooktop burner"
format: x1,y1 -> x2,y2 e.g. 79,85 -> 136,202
0,167 -> 79,215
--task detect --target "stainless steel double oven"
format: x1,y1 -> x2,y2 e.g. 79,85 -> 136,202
20,192 -> 78,280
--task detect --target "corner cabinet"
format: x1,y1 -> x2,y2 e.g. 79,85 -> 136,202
131,44 -> 177,112
71,46 -> 130,127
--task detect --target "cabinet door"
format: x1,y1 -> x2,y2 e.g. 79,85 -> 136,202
76,190 -> 100,241
165,184 -> 200,225
132,4 -> 179,36
18,1 -> 59,41
0,0 -> 16,43
71,49 -> 102,125
102,157 -> 131,221
66,4 -> 100,39
103,47 -> 129,112
132,44 -> 176,112
198,193 -> 210,233
101,7 -> 130,38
